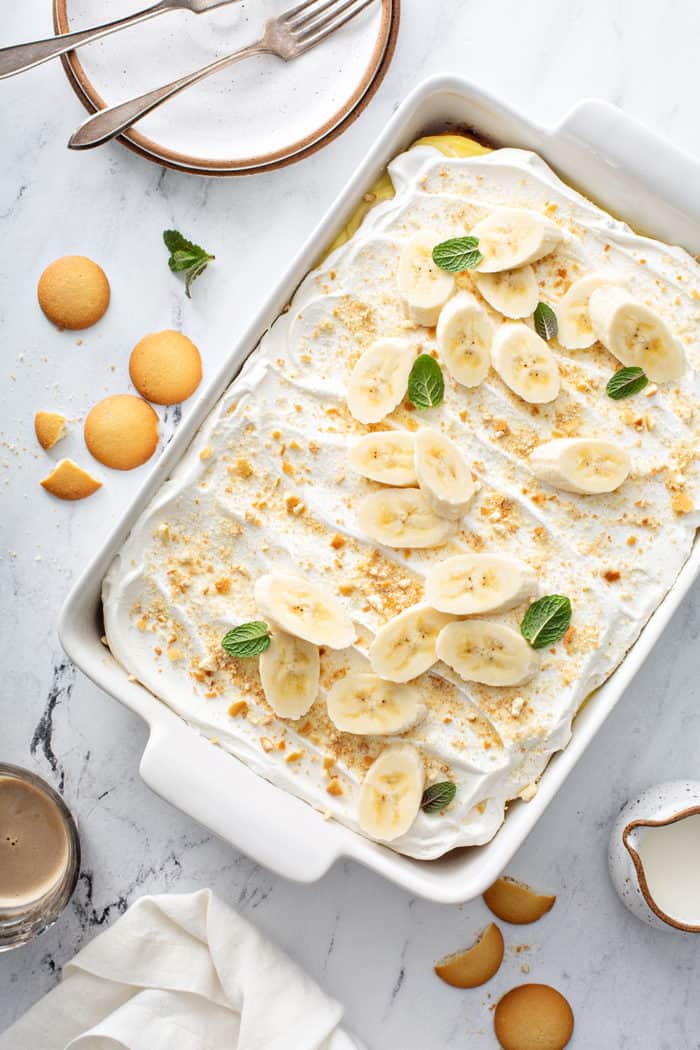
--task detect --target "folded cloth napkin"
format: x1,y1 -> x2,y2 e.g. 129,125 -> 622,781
0,889 -> 365,1050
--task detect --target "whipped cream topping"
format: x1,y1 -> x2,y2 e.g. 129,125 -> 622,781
104,145 -> 700,859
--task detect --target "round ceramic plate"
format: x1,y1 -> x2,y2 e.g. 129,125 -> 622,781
54,0 -> 398,175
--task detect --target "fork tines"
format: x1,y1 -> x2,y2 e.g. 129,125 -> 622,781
284,0 -> 377,46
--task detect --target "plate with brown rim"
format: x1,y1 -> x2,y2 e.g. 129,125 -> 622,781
54,0 -> 399,175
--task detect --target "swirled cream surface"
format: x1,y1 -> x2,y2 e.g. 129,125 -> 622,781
104,145 -> 700,858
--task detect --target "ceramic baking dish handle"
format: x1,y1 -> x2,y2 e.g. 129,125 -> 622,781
139,719 -> 342,883
554,99 -> 700,242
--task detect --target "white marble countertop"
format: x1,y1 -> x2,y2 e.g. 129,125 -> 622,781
2,1 -> 700,1046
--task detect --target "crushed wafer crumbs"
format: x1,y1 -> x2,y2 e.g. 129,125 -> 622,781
326,778 -> 343,796
233,458 -> 254,478
285,493 -> 305,515
671,491 -> 694,514
228,700 -> 248,718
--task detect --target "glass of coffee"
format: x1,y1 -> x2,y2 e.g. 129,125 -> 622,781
0,764 -> 80,951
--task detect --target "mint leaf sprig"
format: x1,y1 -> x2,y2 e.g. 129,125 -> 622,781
606,366 -> 649,400
533,302 -> 558,341
163,229 -> 215,299
521,595 -> 572,649
421,781 -> 457,814
407,354 -> 445,410
222,621 -> 271,658
432,236 -> 483,272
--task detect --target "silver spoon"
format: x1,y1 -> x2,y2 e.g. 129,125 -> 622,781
69,0 -> 377,150
0,0 -> 239,80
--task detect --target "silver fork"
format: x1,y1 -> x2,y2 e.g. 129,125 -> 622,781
69,0 -> 377,150
0,0 -> 239,81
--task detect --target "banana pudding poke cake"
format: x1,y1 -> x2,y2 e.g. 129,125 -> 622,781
103,134 -> 700,859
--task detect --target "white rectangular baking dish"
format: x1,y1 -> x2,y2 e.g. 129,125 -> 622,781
59,76 -> 700,903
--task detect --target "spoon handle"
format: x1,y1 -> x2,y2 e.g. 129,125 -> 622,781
69,43 -> 265,150
0,0 -> 173,79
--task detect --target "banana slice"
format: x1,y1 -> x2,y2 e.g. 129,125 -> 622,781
529,437 -> 630,495
557,273 -> 618,350
259,630 -> 320,719
398,232 -> 456,327
254,573 -> 355,649
426,554 -> 538,616
588,285 -> 685,382
414,428 -> 475,521
327,673 -> 425,735
471,208 -> 562,273
491,322 -> 560,404
369,603 -> 453,683
348,430 -> 417,487
473,265 -> 539,320
436,291 -> 492,388
357,743 -> 425,842
346,338 -> 415,424
357,488 -> 456,549
436,620 -> 539,687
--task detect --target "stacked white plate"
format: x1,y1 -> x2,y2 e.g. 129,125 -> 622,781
54,0 -> 398,174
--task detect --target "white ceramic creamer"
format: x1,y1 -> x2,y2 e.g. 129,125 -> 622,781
609,780 -> 700,933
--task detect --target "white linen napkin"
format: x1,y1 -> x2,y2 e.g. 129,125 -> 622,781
0,889 -> 365,1050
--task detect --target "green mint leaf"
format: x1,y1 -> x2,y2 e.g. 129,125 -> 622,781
163,229 -> 188,253
407,354 -> 445,410
421,781 -> 457,814
432,236 -> 483,272
534,302 -> 558,341
163,229 -> 202,255
221,621 -> 271,658
163,229 -> 214,298
606,366 -> 649,400
184,259 -> 210,299
521,595 -> 572,649
169,249 -> 202,273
